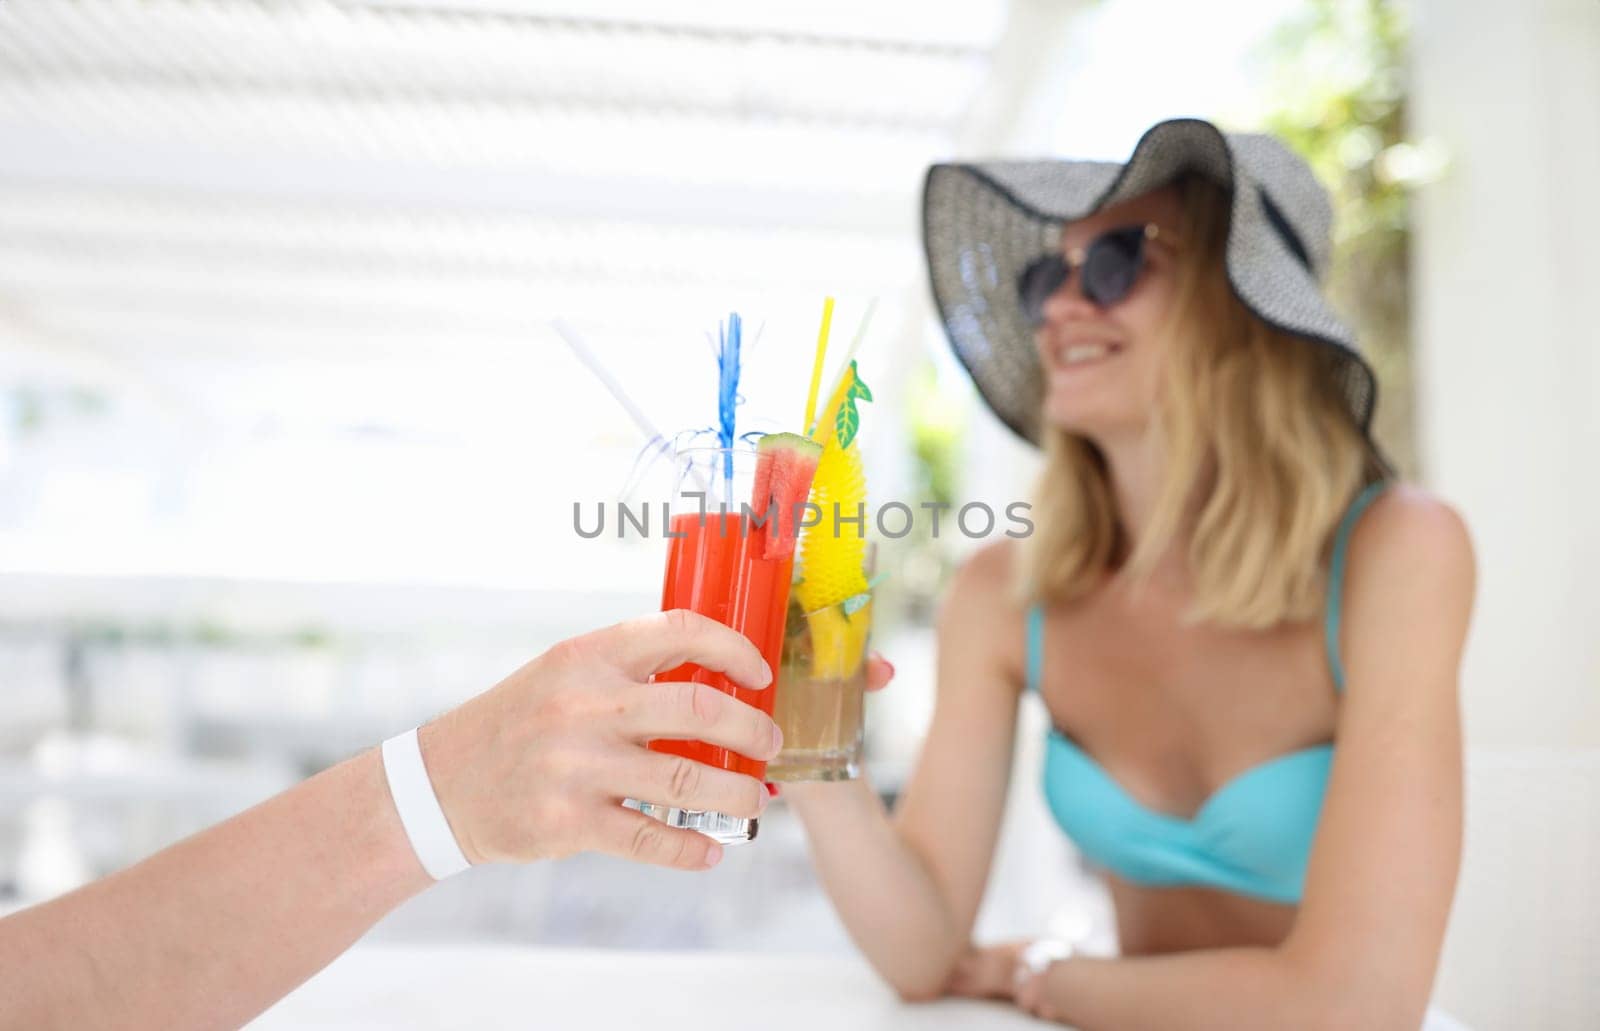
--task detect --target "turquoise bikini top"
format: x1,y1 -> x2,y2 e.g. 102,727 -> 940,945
1027,482 -> 1387,905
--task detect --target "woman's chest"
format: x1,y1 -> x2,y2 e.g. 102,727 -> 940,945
1035,594 -> 1338,818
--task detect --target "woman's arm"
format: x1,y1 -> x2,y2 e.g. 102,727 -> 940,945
786,542 -> 1025,1000
0,610 -> 782,1030
1012,487 -> 1475,1030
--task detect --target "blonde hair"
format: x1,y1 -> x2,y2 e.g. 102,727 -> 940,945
1019,174 -> 1384,629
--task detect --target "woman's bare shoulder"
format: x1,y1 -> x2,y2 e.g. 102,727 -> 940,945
1349,483 -> 1474,588
943,538 -> 1023,610
936,539 -> 1028,682
1342,483 -> 1476,697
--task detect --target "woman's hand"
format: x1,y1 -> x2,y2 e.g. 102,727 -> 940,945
944,940 -> 1029,1001
946,940 -> 1071,1024
421,609 -> 782,871
1012,951 -> 1071,1024
864,652 -> 895,693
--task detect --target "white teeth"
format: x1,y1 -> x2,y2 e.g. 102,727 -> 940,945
1060,343 -> 1111,365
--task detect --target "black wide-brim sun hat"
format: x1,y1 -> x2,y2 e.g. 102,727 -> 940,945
922,117 -> 1379,448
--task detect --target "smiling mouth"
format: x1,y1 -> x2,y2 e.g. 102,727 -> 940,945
1049,340 -> 1123,369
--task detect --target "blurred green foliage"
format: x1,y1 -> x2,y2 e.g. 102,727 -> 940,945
4,385 -> 109,437
887,358 -> 968,622
906,360 -> 964,511
1259,0 -> 1419,476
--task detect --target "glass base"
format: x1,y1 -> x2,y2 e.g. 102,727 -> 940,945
764,749 -> 861,783
625,799 -> 758,845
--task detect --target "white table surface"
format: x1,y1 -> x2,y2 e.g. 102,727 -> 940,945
252,945 -> 1054,1030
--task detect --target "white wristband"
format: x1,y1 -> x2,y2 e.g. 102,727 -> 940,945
381,727 -> 472,880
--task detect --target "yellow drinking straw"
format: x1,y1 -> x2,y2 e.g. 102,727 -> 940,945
819,296 -> 877,422
803,296 -> 835,438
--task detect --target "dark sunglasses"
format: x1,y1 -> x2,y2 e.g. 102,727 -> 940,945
1017,223 -> 1174,326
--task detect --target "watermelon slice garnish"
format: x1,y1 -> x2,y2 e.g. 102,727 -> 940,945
751,432 -> 822,561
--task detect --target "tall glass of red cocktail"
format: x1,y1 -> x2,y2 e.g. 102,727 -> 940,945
630,438 -> 818,844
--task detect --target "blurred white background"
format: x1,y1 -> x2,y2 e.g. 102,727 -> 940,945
1,1 -> 1596,1027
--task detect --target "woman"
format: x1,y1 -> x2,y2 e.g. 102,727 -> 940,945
787,118 -> 1474,1028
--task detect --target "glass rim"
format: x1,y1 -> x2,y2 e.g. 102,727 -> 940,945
670,444 -> 759,475
672,444 -> 759,457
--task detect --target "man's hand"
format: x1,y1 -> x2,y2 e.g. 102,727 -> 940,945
421,609 -> 782,871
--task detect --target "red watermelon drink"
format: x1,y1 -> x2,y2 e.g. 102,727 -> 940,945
633,435 -> 820,844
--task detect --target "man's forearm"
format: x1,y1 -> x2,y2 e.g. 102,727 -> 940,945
0,747 -> 432,1030
0,611 -> 797,1028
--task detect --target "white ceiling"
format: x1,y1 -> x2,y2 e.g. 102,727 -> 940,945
0,1 -> 1039,424
0,0 -> 1081,591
